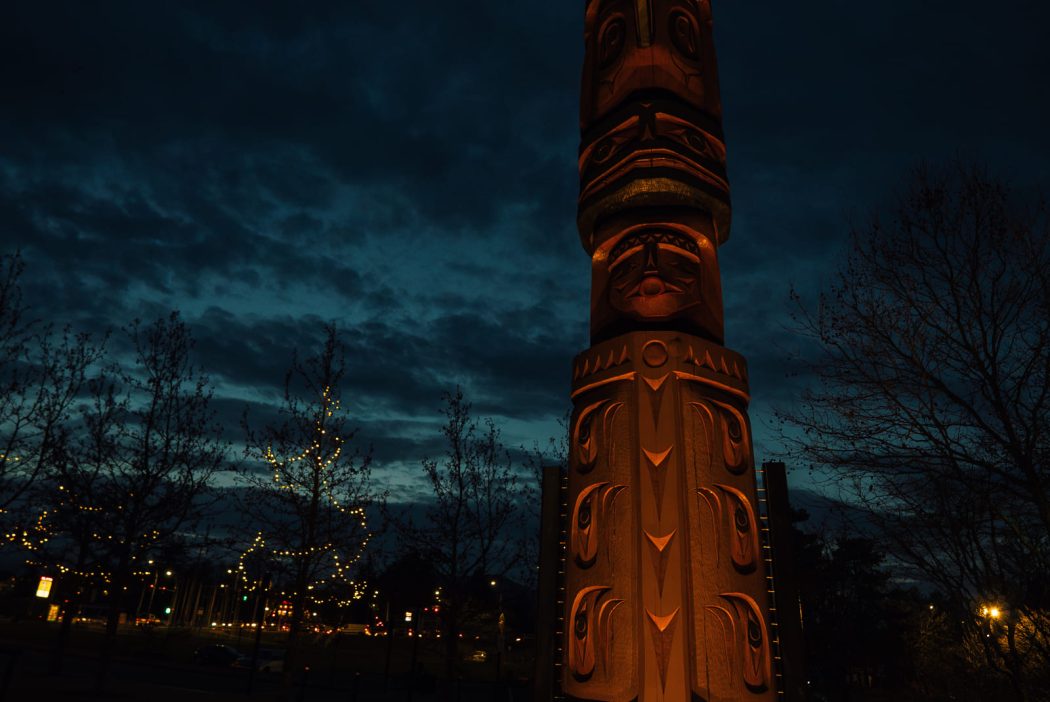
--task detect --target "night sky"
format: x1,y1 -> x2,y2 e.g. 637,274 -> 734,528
2,1 -> 1048,502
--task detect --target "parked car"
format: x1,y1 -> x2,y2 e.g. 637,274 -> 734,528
192,644 -> 248,668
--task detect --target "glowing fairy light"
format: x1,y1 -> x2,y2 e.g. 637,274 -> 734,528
241,385 -> 371,607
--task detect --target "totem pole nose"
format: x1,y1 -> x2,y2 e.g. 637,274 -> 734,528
643,242 -> 660,272
640,244 -> 665,296
640,277 -> 666,297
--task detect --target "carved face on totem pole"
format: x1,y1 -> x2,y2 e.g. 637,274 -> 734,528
578,0 -> 730,243
608,230 -> 701,319
580,0 -> 729,344
580,0 -> 720,125
590,221 -> 724,344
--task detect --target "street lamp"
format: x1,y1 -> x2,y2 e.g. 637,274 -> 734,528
167,571 -> 178,626
979,602 -> 1006,642
489,578 -> 505,682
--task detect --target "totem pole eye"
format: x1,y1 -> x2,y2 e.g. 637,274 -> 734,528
578,500 -> 593,529
668,11 -> 699,59
574,611 -> 589,639
686,131 -> 712,156
599,17 -> 627,68
734,505 -> 750,532
726,415 -> 742,441
747,617 -> 763,647
593,140 -> 615,163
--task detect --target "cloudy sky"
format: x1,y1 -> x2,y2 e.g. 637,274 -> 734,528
2,0 -> 1048,500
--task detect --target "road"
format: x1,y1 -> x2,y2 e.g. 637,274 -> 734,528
0,641 -> 528,702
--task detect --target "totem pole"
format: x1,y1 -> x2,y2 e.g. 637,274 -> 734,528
562,2 -> 778,701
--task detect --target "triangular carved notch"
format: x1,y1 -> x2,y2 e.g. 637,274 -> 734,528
645,608 -> 680,691
644,529 -> 677,595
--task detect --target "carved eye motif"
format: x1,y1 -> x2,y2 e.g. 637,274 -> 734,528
712,401 -> 749,474
578,499 -> 593,529
582,117 -> 639,174
573,400 -> 623,474
668,10 -> 700,60
686,131 -> 713,158
578,416 -> 591,443
572,482 -> 626,568
568,586 -> 618,682
726,414 -> 742,441
593,140 -> 615,164
734,505 -> 750,533
718,592 -> 772,693
747,616 -> 763,647
715,483 -> 760,573
574,401 -> 602,472
574,610 -> 589,639
661,123 -> 714,161
599,16 -> 626,68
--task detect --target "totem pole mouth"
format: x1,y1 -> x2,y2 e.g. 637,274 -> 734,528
628,274 -> 688,301
619,283 -> 692,319
580,147 -> 728,204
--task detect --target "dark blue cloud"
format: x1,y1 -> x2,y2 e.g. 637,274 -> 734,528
1,0 -> 1047,496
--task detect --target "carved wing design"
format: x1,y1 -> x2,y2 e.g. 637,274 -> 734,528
572,481 -> 628,567
569,585 -> 623,682
573,400 -> 624,473
710,399 -> 750,474
719,592 -> 773,692
714,483 -> 760,573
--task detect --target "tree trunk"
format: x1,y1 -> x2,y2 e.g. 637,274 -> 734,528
50,599 -> 77,674
95,561 -> 129,693
441,605 -> 460,702
283,580 -> 309,688
52,545 -> 90,673
1005,620 -> 1028,702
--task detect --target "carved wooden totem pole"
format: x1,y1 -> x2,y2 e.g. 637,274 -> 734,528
563,2 -> 778,700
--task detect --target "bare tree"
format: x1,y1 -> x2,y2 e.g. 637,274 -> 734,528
780,163 -> 1050,701
240,324 -> 376,678
392,388 -> 523,693
60,312 -> 229,692
0,251 -> 100,530
23,371 -> 121,672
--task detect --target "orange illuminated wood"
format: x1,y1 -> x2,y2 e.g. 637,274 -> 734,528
561,2 -> 779,700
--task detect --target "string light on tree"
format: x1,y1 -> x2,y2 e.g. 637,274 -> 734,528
243,371 -> 375,617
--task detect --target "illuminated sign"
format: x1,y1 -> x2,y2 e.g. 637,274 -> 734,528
404,611 -> 413,622
35,576 -> 53,599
